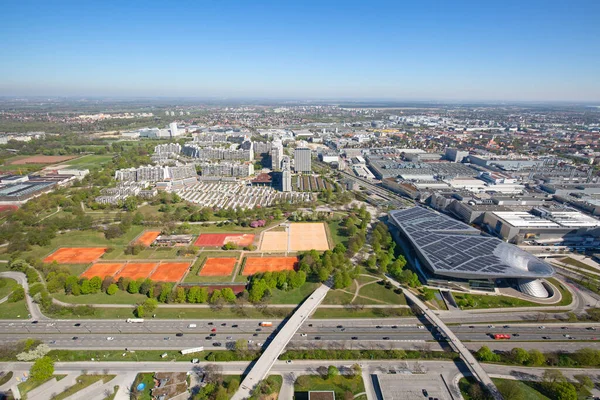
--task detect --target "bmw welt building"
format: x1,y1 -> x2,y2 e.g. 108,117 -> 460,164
389,207 -> 554,298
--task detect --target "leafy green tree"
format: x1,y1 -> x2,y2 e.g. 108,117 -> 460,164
511,347 -> 530,365
475,346 -> 500,362
141,298 -> 158,314
528,349 -> 546,366
128,280 -> 140,294
175,287 -> 186,303
89,276 -> 102,293
210,289 -> 223,304
80,279 -> 91,295
497,380 -> 524,400
221,288 -> 236,303
107,284 -> 118,295
421,288 -> 435,302
327,365 -> 339,379
30,356 -> 54,382
8,286 -> 25,303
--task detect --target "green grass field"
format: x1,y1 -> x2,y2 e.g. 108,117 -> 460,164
323,289 -> 355,305
358,282 -> 406,305
454,293 -> 543,309
63,155 -> 114,169
0,298 -> 30,319
546,277 -> 573,306
268,282 -> 321,304
17,375 -> 67,399
54,291 -> 148,305
294,373 -> 364,398
313,307 -> 412,319
46,305 -> 295,320
492,378 -> 550,400
327,220 -> 349,248
0,278 -> 18,299
52,375 -> 115,400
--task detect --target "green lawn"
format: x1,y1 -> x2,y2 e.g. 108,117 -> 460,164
0,298 -> 30,319
295,374 -> 364,398
0,278 -> 18,299
323,288 -> 355,305
131,373 -> 154,400
560,257 -> 599,272
546,278 -> 573,306
49,349 -> 255,363
47,304 -> 295,320
268,282 -> 321,304
54,291 -> 147,305
17,375 -> 67,399
358,282 -> 406,305
64,155 -> 114,169
454,293 -> 545,309
327,220 -> 348,248
313,307 -> 412,319
52,375 -> 115,400
492,378 -> 550,400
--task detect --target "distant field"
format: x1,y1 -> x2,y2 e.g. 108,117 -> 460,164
7,155 -> 77,165
63,154 -> 114,169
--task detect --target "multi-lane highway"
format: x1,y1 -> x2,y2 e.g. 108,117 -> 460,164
0,319 -> 597,350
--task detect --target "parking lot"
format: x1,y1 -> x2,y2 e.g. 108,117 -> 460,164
375,373 -> 451,400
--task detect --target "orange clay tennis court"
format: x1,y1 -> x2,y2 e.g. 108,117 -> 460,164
243,257 -> 298,275
149,262 -> 190,282
80,263 -> 125,279
114,263 -> 158,280
194,233 -> 255,247
44,247 -> 107,264
289,222 -> 329,251
200,258 -> 237,276
136,230 -> 161,246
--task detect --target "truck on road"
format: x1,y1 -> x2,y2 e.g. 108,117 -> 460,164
260,321 -> 273,327
126,318 -> 144,323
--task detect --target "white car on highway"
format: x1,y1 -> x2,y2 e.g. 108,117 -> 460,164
106,337 -> 115,341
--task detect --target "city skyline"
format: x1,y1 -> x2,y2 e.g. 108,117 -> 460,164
2,0 -> 600,101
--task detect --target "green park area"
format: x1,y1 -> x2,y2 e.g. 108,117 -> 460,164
294,369 -> 364,399
52,374 -> 115,400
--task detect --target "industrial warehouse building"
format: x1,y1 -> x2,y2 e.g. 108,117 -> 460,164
389,206 -> 554,298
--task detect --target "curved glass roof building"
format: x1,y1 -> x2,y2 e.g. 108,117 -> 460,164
389,207 -> 554,297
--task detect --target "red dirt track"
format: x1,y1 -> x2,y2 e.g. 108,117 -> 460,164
44,247 -> 107,264
114,263 -> 157,280
136,231 -> 161,246
200,258 -> 237,276
150,262 -> 190,282
242,257 -> 298,275
194,233 -> 255,247
81,263 -> 125,279
9,155 -> 77,165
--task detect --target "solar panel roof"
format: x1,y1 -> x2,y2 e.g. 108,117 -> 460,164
389,207 -> 554,279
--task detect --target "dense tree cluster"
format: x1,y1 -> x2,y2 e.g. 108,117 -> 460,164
297,246 -> 359,290
247,270 -> 307,303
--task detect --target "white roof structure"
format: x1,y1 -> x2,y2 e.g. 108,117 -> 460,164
492,212 -> 560,228
547,211 -> 600,228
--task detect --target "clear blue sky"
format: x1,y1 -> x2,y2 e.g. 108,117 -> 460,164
2,0 -> 599,101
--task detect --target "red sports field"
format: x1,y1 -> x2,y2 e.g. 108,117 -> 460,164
114,263 -> 158,280
9,155 -> 77,165
194,233 -> 255,247
136,231 -> 161,246
150,262 -> 190,282
200,258 -> 237,276
80,263 -> 125,279
242,257 -> 298,276
44,247 -> 107,264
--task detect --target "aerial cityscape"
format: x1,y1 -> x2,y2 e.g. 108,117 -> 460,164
1,1 -> 600,400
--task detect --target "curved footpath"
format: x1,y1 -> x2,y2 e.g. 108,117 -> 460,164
0,271 -> 45,321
